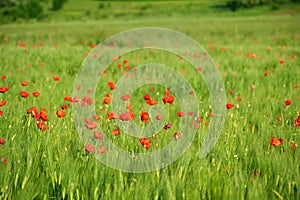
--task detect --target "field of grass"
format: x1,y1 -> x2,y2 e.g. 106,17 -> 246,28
0,1 -> 300,199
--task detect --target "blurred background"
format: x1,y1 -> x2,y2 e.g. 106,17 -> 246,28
1,0 -> 300,24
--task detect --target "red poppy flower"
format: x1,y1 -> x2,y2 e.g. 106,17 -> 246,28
144,94 -> 151,100
197,116 -> 203,122
84,118 -> 97,130
85,144 -> 95,153
86,89 -> 93,94
112,129 -> 120,136
21,81 -> 29,86
226,103 -> 234,109
103,97 -> 111,104
94,114 -> 101,121
0,100 -> 6,107
149,87 -> 154,91
32,91 -> 40,97
264,71 -> 269,76
279,60 -> 285,65
121,94 -> 130,101
107,81 -> 116,90
20,91 -> 29,98
276,116 -> 282,121
64,96 -> 72,102
27,106 -> 39,120
26,106 -> 37,114
177,112 -> 184,117
56,110 -> 66,118
248,125 -> 253,131
162,95 -> 174,104
139,138 -> 151,149
284,100 -> 292,106
0,138 -> 5,145
236,97 -> 242,102
293,112 -> 300,126
0,157 -> 7,165
97,146 -> 106,154
270,137 -> 283,147
107,112 -> 119,120
39,62 -> 45,67
126,102 -> 132,111
81,96 -> 93,107
188,112 -> 194,116
253,171 -> 261,177
209,112 -> 216,117
174,132 -> 181,140
94,131 -> 103,140
71,96 -> 80,104
164,123 -> 172,130
0,110 -> 3,116
1,75 -> 6,80
194,123 -> 200,129
197,67 -> 203,72
39,108 -> 48,121
294,84 -> 299,89
61,104 -> 68,110
90,43 -> 97,49
119,112 -> 135,121
146,99 -> 157,106
37,121 -> 49,131
289,141 -> 296,149
52,76 -> 60,81
155,114 -> 162,120
140,111 -> 149,122
164,89 -> 171,96
125,66 -> 131,70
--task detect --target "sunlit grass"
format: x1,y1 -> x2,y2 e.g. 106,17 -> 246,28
0,12 -> 299,199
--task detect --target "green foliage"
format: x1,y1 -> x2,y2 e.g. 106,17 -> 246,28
216,0 -> 300,12
0,0 -> 44,23
17,0 -> 44,19
52,0 -> 67,11
0,0 -> 20,8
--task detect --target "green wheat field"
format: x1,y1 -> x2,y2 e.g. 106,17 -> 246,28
0,0 -> 300,199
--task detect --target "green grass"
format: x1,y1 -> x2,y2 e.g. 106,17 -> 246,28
0,2 -> 300,199
43,0 -> 300,21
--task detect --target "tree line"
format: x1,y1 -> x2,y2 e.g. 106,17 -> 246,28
219,0 -> 299,11
0,0 -> 299,24
0,0 -> 67,23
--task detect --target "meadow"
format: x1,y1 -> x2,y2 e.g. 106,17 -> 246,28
0,1 -> 300,199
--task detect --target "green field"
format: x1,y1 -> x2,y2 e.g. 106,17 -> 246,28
0,1 -> 300,199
